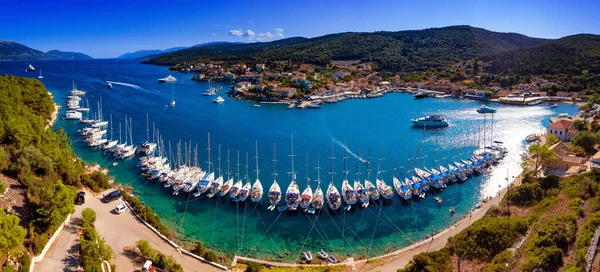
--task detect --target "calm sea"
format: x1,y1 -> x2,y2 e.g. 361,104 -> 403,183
0,59 -> 578,261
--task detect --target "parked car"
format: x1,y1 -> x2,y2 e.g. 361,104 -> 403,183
103,190 -> 120,203
115,204 -> 128,214
76,191 -> 86,205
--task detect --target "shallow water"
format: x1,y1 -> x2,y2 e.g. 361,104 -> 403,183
1,59 -> 579,261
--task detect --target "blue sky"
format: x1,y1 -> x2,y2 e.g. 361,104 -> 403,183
1,0 -> 598,58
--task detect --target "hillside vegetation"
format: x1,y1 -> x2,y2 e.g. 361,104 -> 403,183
0,75 -> 111,270
483,34 -> 600,75
145,26 -> 548,72
399,171 -> 600,272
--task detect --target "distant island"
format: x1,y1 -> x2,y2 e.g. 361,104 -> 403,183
0,40 -> 93,61
143,25 -> 600,107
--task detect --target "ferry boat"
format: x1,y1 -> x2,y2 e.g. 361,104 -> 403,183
550,104 -> 558,108
213,96 -> 224,103
477,105 -> 497,113
26,64 -> 36,72
107,81 -> 112,88
158,75 -> 177,83
411,115 -> 449,128
287,103 -> 296,109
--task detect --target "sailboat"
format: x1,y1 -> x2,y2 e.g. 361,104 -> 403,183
354,149 -> 370,206
38,69 -> 43,79
195,135 -> 213,195
299,154 -> 313,210
169,87 -> 176,107
376,157 -> 394,200
209,145 -> 224,197
102,114 -> 118,149
311,155 -> 324,211
341,148 -> 357,206
250,141 -> 263,203
238,153 -> 252,202
229,151 -> 243,199
326,143 -> 341,211
285,136 -> 300,210
364,149 -> 379,200
268,143 -> 282,207
220,150 -> 234,196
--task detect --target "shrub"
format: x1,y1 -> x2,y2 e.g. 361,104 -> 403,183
447,216 -> 527,261
246,262 -> 263,272
483,250 -> 512,272
0,180 -> 6,194
399,247 -> 452,272
508,182 -> 544,206
135,240 -> 183,272
204,250 -> 218,263
17,252 -> 31,272
521,214 -> 577,271
81,208 -> 96,229
192,241 -> 206,256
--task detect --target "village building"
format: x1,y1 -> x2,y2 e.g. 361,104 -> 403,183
547,119 -> 578,141
545,141 -> 586,171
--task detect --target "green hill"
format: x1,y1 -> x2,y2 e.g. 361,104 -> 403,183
145,26 -> 548,72
482,34 -> 600,75
0,41 -> 49,61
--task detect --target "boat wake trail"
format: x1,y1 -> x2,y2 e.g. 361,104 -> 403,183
106,81 -> 153,93
332,137 -> 366,163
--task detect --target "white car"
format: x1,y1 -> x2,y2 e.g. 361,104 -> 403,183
115,204 -> 128,214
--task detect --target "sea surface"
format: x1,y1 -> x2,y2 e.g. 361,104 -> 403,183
0,59 -> 579,261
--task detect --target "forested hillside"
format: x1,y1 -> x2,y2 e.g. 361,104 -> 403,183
145,26 -> 548,72
0,75 -> 111,270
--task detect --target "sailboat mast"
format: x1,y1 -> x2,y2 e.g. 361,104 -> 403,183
273,143 -> 277,182
330,141 -> 335,184
227,149 -> 231,181
146,114 -> 150,142
343,145 -> 349,180
109,114 -> 113,141
290,135 -> 296,182
218,145 -> 222,178
255,141 -> 259,181
207,133 -> 211,172
237,151 -> 240,180
355,148 -> 361,180
305,153 -> 310,187
245,152 -> 249,181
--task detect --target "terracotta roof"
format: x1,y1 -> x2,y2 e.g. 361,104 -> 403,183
566,165 -> 583,175
548,119 -> 574,130
593,151 -> 600,160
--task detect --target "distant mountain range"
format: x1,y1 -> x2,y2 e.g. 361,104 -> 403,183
117,41 -> 245,59
0,41 -> 93,61
144,25 -> 553,73
46,49 -> 93,60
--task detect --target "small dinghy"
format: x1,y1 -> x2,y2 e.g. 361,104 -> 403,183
303,251 -> 313,262
317,249 -> 329,259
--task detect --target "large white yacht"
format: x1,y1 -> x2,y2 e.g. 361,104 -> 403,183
411,115 -> 449,128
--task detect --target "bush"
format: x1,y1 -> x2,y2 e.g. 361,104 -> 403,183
0,214 -> 27,257
483,250 -> 512,272
246,262 -> 263,272
572,130 -> 599,154
0,180 -> 6,194
508,182 -> 544,206
17,252 -> 31,272
135,240 -> 183,272
81,208 -> 96,229
204,250 -> 218,263
447,216 -> 528,261
191,241 -> 206,256
561,175 -> 599,199
399,247 -> 452,272
521,214 -> 577,271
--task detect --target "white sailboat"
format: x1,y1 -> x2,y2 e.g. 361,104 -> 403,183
229,151 -> 243,199
364,149 -> 379,200
341,148 -> 357,206
238,153 -> 251,202
101,114 -> 118,150
376,157 -> 394,200
326,143 -> 341,211
299,154 -> 313,210
268,143 -> 282,207
250,141 -> 263,203
354,149 -> 370,206
311,156 -> 325,211
220,150 -> 234,196
38,69 -> 43,79
285,136 -> 300,210
209,145 -> 224,196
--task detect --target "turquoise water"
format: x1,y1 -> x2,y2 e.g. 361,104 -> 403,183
1,60 -> 579,261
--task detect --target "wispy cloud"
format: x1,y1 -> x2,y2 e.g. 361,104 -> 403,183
228,29 -> 255,37
256,31 -> 284,41
274,28 -> 284,33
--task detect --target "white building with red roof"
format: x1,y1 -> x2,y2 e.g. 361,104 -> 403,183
547,119 -> 578,141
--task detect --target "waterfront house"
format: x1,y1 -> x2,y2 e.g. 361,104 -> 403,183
547,119 -> 578,141
237,81 -> 252,89
274,87 -> 297,98
255,63 -> 265,72
545,141 -> 586,171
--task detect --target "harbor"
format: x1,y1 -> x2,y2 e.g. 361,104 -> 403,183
9,59 -> 579,262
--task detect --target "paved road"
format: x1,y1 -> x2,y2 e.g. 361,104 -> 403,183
88,190 -> 221,272
36,205 -> 82,272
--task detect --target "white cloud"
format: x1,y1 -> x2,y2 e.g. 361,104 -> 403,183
274,28 -> 284,33
212,33 -> 216,36
228,29 -> 255,38
228,30 -> 243,37
256,31 -> 285,41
